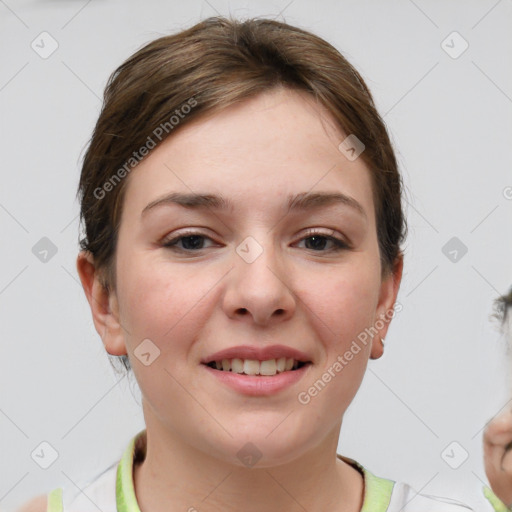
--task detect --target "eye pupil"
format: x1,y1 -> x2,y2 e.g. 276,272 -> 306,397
181,235 -> 204,250
305,236 -> 328,251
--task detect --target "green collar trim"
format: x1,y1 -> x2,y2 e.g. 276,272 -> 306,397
336,454 -> 394,511
361,466 -> 394,511
116,430 -> 395,512
116,429 -> 145,512
483,485 -> 512,512
46,488 -> 63,512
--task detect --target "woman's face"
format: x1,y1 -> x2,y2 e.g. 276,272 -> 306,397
81,87 -> 402,466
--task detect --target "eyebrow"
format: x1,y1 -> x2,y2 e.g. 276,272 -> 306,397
141,191 -> 367,219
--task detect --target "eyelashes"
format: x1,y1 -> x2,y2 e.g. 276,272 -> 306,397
163,233 -> 213,251
161,229 -> 350,254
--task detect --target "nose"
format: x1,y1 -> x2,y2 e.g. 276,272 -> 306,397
222,239 -> 296,326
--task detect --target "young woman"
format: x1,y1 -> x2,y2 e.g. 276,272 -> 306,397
19,15 -> 502,512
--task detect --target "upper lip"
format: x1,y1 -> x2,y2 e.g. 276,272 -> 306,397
201,344 -> 312,364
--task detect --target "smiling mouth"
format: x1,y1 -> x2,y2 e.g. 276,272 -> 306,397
203,357 -> 310,376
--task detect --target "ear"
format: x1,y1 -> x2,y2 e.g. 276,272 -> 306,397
370,253 -> 404,360
76,251 -> 127,356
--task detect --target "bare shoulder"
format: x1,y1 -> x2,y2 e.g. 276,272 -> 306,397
16,494 -> 47,512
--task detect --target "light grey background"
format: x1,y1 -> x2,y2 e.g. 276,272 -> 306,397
1,0 -> 511,510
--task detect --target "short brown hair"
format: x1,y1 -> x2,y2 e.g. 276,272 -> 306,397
77,16 -> 407,373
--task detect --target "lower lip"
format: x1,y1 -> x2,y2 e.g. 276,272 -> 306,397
202,364 -> 311,396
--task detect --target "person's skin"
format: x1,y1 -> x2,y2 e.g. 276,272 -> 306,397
77,87 -> 403,512
484,301 -> 512,507
485,408 -> 512,505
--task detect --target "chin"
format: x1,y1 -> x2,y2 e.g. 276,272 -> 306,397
207,429 -> 316,469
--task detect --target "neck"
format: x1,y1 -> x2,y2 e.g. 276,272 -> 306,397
133,417 -> 364,512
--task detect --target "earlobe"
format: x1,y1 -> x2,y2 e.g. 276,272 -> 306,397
370,254 -> 404,360
370,338 -> 385,360
76,251 -> 127,356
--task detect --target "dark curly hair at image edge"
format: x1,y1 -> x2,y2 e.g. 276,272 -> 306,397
494,287 -> 512,330
75,15 -> 407,381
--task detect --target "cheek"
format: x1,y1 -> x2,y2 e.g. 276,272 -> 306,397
297,267 -> 379,414
298,259 -> 381,347
117,254 -> 221,352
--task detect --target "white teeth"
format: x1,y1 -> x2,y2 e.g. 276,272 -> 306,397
231,358 -> 244,373
243,359 -> 260,375
260,359 -> 277,376
210,357 -> 304,375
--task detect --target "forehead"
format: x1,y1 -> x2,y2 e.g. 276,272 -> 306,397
121,88 -> 375,219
